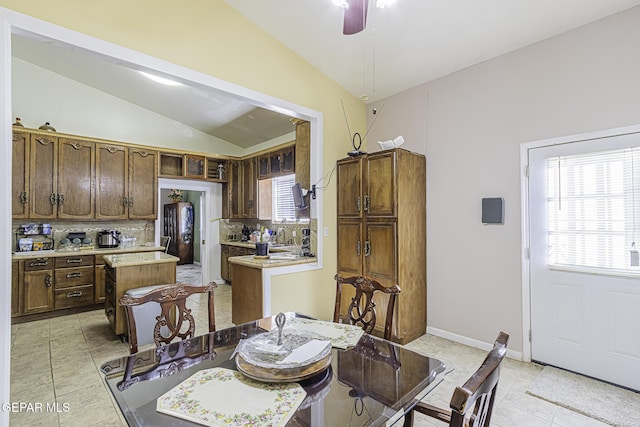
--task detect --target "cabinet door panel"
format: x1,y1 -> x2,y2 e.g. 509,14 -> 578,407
96,144 -> 128,219
364,221 -> 397,283
242,158 -> 257,218
337,158 -> 363,218
23,270 -> 54,314
228,161 -> 241,218
57,139 -> 95,219
12,132 -> 29,218
365,152 -> 396,218
129,148 -> 158,219
337,221 -> 363,276
95,265 -> 106,303
12,261 -> 21,316
29,135 -> 58,219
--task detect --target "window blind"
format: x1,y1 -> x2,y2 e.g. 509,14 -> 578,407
546,147 -> 640,273
272,174 -> 296,221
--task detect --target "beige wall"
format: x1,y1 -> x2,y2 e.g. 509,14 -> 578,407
0,2 -> 366,320
367,5 -> 640,351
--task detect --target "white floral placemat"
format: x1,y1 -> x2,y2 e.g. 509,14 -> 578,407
156,368 -> 306,427
286,318 -> 364,349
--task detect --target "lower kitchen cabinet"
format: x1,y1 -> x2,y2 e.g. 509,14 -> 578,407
230,263 -> 263,324
11,261 -> 21,317
23,269 -> 55,314
94,254 -> 107,303
221,244 -> 255,283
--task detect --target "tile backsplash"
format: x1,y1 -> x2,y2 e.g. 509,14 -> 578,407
12,220 -> 155,251
219,219 -> 317,255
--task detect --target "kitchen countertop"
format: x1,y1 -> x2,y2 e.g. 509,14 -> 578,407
228,254 -> 317,269
11,245 -> 165,260
103,252 -> 179,268
220,241 -> 297,253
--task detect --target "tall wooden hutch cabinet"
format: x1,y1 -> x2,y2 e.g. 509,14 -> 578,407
336,148 -> 426,344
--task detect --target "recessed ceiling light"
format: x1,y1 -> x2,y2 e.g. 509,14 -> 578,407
138,71 -> 184,86
376,0 -> 397,8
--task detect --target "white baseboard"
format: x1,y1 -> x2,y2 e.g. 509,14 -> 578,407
426,326 -> 523,361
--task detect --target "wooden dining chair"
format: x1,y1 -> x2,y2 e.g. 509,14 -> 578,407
403,331 -> 510,427
159,235 -> 171,253
119,283 -> 217,354
333,274 -> 401,341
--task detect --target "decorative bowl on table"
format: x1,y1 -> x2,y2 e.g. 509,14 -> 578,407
235,328 -> 332,383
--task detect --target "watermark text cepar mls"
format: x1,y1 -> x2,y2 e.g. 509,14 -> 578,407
1,402 -> 70,413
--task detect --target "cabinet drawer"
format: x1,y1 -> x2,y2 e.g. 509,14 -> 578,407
55,255 -> 94,268
54,284 -> 94,309
24,257 -> 54,271
54,266 -> 94,288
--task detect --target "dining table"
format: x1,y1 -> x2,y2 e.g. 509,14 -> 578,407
100,313 -> 448,427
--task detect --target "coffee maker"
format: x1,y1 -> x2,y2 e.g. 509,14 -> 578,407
301,228 -> 312,257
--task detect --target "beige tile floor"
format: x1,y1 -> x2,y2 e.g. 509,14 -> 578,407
9,270 -> 610,426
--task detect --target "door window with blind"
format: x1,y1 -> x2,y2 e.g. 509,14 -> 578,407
546,147 -> 640,274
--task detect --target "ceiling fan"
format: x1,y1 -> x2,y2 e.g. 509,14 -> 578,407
335,0 -> 397,35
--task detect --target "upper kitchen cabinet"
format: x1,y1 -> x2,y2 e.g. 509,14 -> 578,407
27,133 -> 58,219
96,144 -> 157,220
242,157 -> 258,219
222,158 -> 258,219
57,138 -> 96,219
128,148 -> 158,219
257,145 -> 295,179
95,144 -> 128,220
12,131 -> 30,218
23,134 -> 94,220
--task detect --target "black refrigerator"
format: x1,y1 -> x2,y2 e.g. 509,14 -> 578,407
163,202 -> 194,265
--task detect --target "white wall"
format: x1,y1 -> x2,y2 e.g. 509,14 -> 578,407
367,6 -> 640,352
12,58 -> 245,156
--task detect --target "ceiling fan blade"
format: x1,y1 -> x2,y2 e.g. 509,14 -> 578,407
343,0 -> 369,35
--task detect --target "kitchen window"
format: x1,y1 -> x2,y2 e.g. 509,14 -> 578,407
272,174 -> 296,221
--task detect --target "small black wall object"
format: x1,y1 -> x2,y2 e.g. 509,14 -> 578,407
482,197 -> 504,224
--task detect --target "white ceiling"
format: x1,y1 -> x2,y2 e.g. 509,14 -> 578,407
12,34 -> 296,148
225,0 -> 640,102
12,1 -> 640,147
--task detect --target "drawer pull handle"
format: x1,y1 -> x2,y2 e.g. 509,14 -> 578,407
66,291 -> 83,298
66,272 -> 82,279
29,261 -> 49,267
44,274 -> 52,287
66,259 -> 83,264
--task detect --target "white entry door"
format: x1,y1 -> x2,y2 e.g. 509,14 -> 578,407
529,132 -> 640,391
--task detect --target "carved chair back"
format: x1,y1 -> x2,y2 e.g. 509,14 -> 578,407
119,283 -> 217,354
333,274 -> 401,341
403,331 -> 510,427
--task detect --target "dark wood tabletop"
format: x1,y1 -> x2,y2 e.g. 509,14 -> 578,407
100,313 -> 447,426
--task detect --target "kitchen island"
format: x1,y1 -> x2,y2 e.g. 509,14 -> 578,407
229,254 -> 317,324
104,252 -> 179,336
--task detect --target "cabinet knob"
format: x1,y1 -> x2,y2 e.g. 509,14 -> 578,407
44,274 -> 52,287
356,240 -> 361,256
57,194 -> 64,205
363,195 -> 370,212
20,191 -> 28,205
356,197 -> 361,213
49,193 -> 57,205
